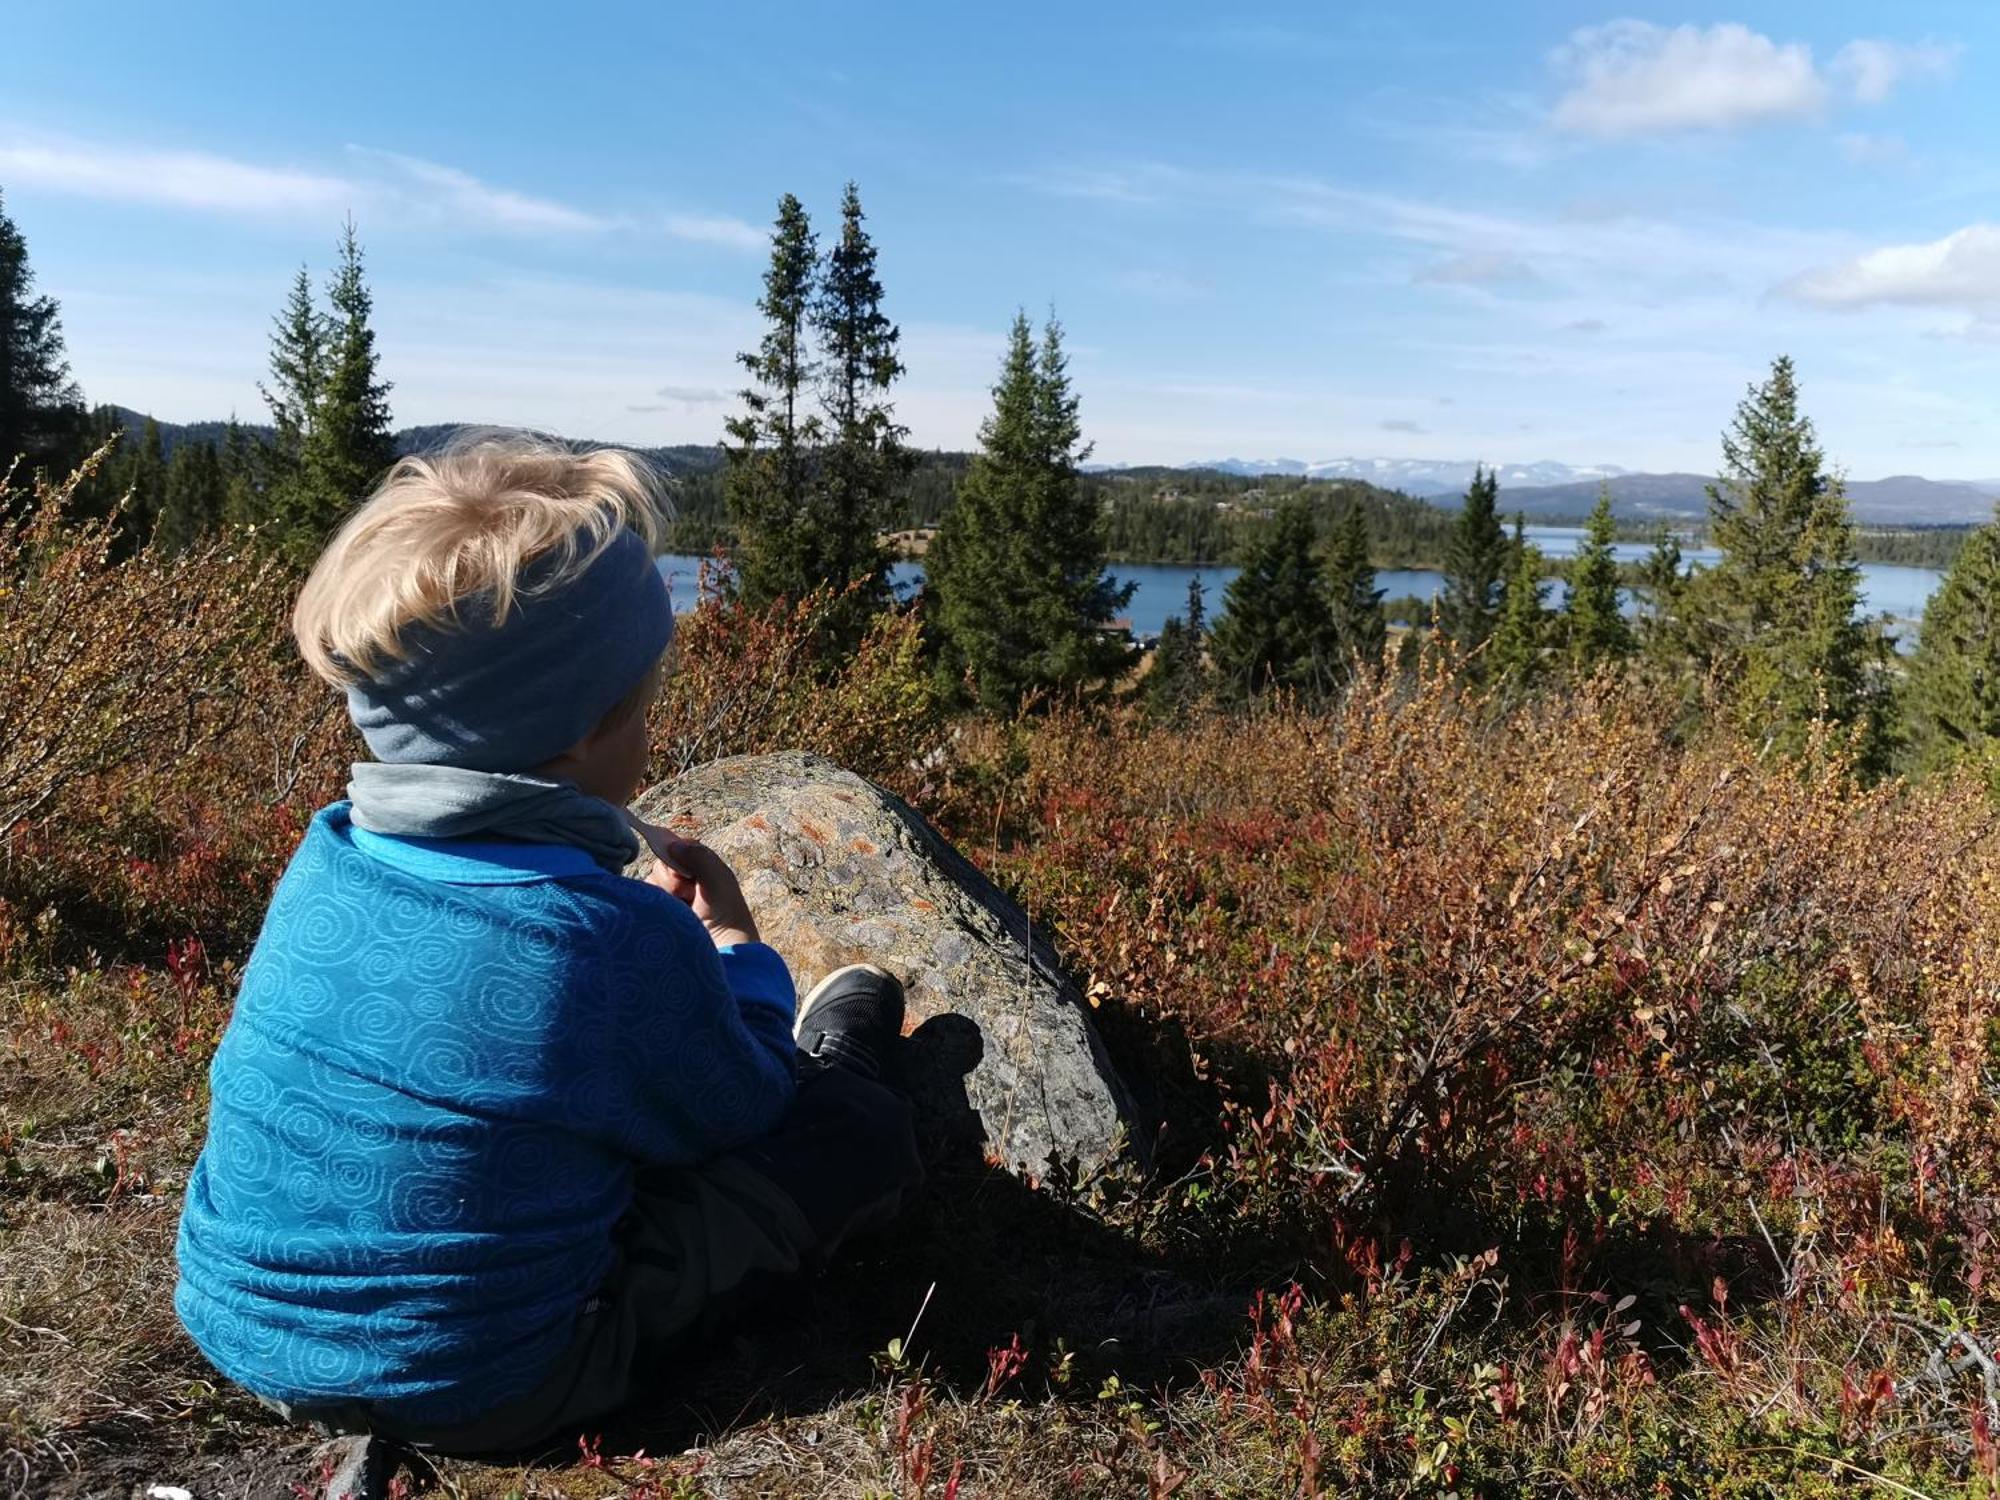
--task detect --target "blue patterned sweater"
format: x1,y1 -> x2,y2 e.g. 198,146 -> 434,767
174,803 -> 797,1425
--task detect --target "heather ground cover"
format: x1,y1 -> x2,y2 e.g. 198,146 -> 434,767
9,459 -> 2000,1497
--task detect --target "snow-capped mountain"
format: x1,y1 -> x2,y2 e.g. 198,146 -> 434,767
1186,457 -> 1629,495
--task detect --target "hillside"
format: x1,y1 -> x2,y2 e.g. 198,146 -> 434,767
11,468 -> 2000,1493
91,410 -> 1995,553
106,408 -> 734,477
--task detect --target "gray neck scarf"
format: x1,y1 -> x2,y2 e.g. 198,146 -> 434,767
346,762 -> 641,875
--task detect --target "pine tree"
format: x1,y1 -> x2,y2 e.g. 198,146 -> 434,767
1490,517 -> 1552,685
154,440 -> 225,553
805,183 -> 909,650
1438,464 -> 1507,665
925,312 -> 1134,710
726,193 -> 824,611
0,188 -> 85,476
1679,356 -> 1887,767
1903,512 -> 2000,784
1325,502 -> 1386,671
1210,499 -> 1343,702
291,220 -> 395,559
1565,488 -> 1633,671
1144,574 -> 1211,720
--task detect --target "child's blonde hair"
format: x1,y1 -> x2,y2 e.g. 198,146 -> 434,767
293,430 -> 673,688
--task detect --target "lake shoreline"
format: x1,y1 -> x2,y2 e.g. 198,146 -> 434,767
661,524 -> 1945,641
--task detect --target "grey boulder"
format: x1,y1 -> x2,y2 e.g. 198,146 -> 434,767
629,752 -> 1141,1177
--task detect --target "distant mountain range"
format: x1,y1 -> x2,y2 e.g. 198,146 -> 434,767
1183,457 -> 1628,493
1170,456 -> 2000,526
1481,472 -> 2000,527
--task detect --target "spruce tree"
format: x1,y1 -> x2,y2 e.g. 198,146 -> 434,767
1637,528 -> 1684,650
1144,574 -> 1211,720
69,404 -> 130,524
292,220 -> 395,560
1565,488 -> 1633,671
1325,502 -> 1386,671
726,193 -> 823,611
925,312 -> 1134,709
1490,517 -> 1552,685
1210,498 -> 1343,702
154,440 -> 225,553
127,416 -> 167,537
1680,356 -> 1886,767
807,183 -> 909,649
0,188 -> 85,475
1438,464 -> 1507,664
260,266 -> 326,488
220,417 -> 261,529
1903,513 -> 2000,784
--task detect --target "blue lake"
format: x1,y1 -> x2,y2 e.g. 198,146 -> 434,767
657,525 -> 1946,643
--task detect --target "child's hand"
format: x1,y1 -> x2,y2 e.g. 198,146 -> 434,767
629,818 -> 760,949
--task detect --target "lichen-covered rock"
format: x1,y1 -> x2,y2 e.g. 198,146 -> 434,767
629,752 -> 1141,1176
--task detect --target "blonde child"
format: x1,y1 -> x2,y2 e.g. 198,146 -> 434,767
175,434 -> 921,1452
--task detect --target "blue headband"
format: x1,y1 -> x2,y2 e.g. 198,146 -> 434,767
346,525 -> 674,771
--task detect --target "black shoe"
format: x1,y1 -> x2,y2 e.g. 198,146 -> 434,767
795,964 -> 906,1083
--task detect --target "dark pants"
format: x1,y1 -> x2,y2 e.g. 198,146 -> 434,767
280,1062 -> 923,1455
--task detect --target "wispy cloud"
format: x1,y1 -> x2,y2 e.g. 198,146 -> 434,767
661,213 -> 767,253
1548,23 -> 1960,138
1783,224 -> 2000,311
0,129 -> 757,250
1011,163 -> 1187,205
627,384 -> 731,412
1252,171 -> 1847,291
348,148 -> 611,233
1107,267 -> 1206,301
0,137 -> 350,216
1380,418 -> 1426,434
1414,252 -> 1539,288
1830,39 -> 1961,105
1837,131 -> 1913,168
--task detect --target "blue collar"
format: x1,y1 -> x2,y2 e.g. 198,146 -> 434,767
333,808 -> 606,886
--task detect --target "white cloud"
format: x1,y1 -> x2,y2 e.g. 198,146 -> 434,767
1784,224 -> 2000,311
661,213 -> 766,253
1552,21 -> 1826,136
0,137 -> 350,216
1831,39 -> 1960,105
1548,24 -> 1963,138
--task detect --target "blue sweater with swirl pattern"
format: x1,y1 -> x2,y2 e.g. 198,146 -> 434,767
173,803 -> 798,1425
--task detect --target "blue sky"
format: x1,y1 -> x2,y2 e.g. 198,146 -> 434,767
5,2 -> 1997,476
